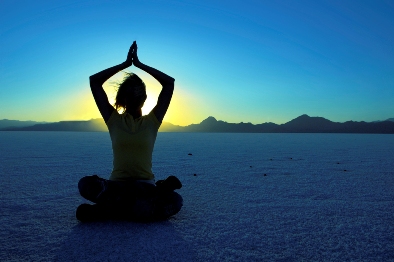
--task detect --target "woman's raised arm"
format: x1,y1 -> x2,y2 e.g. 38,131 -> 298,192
89,45 -> 134,122
131,41 -> 174,123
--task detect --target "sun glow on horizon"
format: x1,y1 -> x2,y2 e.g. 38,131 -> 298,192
60,79 -> 204,126
141,91 -> 158,116
139,78 -> 206,126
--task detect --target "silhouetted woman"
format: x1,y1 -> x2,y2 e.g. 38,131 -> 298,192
76,41 -> 183,222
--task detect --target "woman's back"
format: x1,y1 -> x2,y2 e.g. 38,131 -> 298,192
107,110 -> 161,181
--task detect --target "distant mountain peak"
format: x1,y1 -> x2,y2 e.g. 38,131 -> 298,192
200,116 -> 217,125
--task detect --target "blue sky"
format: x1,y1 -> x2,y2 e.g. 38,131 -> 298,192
1,0 -> 393,125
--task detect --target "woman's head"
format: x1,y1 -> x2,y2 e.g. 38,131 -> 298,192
114,72 -> 147,113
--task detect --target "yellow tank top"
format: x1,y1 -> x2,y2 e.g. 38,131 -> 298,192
106,110 -> 160,181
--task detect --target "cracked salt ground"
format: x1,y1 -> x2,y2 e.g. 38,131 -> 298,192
1,132 -> 393,261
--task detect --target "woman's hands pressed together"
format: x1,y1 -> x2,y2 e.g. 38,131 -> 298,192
132,41 -> 142,68
125,41 -> 142,68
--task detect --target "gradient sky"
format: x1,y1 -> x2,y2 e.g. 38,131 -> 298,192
1,0 -> 394,125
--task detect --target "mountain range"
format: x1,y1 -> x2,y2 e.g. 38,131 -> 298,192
1,115 -> 394,133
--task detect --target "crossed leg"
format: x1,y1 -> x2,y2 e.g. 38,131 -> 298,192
76,175 -> 183,222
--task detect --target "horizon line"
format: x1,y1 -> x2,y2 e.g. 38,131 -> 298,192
2,114 -> 394,127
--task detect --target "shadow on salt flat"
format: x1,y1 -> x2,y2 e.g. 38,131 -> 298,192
54,220 -> 197,262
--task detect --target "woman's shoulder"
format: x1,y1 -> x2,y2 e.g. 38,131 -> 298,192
145,110 -> 161,128
106,109 -> 120,125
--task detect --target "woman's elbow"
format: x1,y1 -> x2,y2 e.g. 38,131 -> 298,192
166,75 -> 175,84
89,75 -> 100,88
168,77 -> 175,88
162,78 -> 174,90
